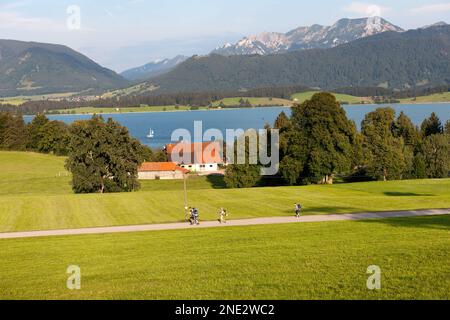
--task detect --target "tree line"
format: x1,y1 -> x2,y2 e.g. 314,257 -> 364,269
1,84 -> 448,115
224,93 -> 450,188
0,112 -> 168,193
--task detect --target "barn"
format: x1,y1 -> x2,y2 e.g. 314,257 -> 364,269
138,162 -> 189,180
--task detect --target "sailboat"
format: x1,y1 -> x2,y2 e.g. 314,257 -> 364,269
147,129 -> 155,139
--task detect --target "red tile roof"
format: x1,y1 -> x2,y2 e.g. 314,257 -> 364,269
165,142 -> 223,165
138,162 -> 189,173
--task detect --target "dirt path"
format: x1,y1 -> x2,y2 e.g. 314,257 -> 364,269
0,209 -> 448,240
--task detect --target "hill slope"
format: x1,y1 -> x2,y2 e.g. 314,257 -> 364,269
212,17 -> 403,55
150,26 -> 450,93
0,40 -> 129,97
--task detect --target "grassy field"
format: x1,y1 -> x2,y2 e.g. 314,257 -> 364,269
399,92 -> 450,104
212,97 -> 293,107
0,215 -> 448,299
55,99 -> 291,115
292,91 -> 373,104
1,151 -> 450,233
0,92 -> 78,106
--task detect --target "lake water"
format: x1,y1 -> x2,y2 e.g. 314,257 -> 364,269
31,103 -> 450,148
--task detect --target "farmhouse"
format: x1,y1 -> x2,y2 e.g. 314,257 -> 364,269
138,162 -> 189,180
165,142 -> 224,173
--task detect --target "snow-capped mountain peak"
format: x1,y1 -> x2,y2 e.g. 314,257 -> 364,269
212,17 -> 404,56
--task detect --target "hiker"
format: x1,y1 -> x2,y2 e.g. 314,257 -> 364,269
295,203 -> 302,219
218,208 -> 228,224
190,208 -> 200,225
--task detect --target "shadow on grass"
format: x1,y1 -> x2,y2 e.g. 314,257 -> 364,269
357,215 -> 450,231
206,175 -> 289,189
206,175 -> 227,189
384,192 -> 435,197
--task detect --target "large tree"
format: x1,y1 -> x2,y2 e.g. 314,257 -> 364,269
421,112 -> 443,137
412,153 -> 427,179
38,120 -> 70,156
224,132 -> 262,188
445,120 -> 450,135
361,107 -> 406,181
392,112 -> 420,178
392,112 -> 420,146
224,163 -> 261,188
65,116 -> 146,194
273,111 -> 291,132
27,114 -> 49,150
0,112 -> 28,150
280,92 -> 357,184
422,134 -> 450,178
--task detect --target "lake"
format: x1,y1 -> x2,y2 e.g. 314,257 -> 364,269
34,103 -> 450,148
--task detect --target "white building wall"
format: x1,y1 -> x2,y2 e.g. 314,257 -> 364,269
138,171 -> 184,180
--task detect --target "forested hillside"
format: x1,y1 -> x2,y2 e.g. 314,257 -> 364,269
150,26 -> 450,93
0,40 -> 129,97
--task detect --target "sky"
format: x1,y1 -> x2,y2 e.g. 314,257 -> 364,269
1,0 -> 449,72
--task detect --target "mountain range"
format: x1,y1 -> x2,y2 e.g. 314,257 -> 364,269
120,55 -> 188,81
147,25 -> 450,93
0,40 -> 128,97
212,17 -> 404,56
0,18 -> 448,99
122,17 -> 405,82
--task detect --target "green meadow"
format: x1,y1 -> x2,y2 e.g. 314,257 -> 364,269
0,215 -> 448,299
0,92 -> 78,106
211,97 -> 293,107
399,92 -> 450,104
0,151 -> 450,233
292,91 -> 373,104
55,97 -> 292,115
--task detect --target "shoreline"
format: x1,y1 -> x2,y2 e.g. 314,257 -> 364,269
44,105 -> 292,117
40,101 -> 450,117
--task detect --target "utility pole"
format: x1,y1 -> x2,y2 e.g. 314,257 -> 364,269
183,173 -> 189,222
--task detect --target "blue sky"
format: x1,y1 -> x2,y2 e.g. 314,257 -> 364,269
1,0 -> 449,71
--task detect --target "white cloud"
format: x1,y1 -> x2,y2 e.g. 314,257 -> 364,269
343,2 -> 390,17
0,12 -> 63,31
410,3 -> 450,14
0,0 -> 30,10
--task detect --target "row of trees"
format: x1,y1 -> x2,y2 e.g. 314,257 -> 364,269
0,112 -> 160,193
0,113 -> 69,155
2,84 -> 448,116
225,93 -> 450,188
